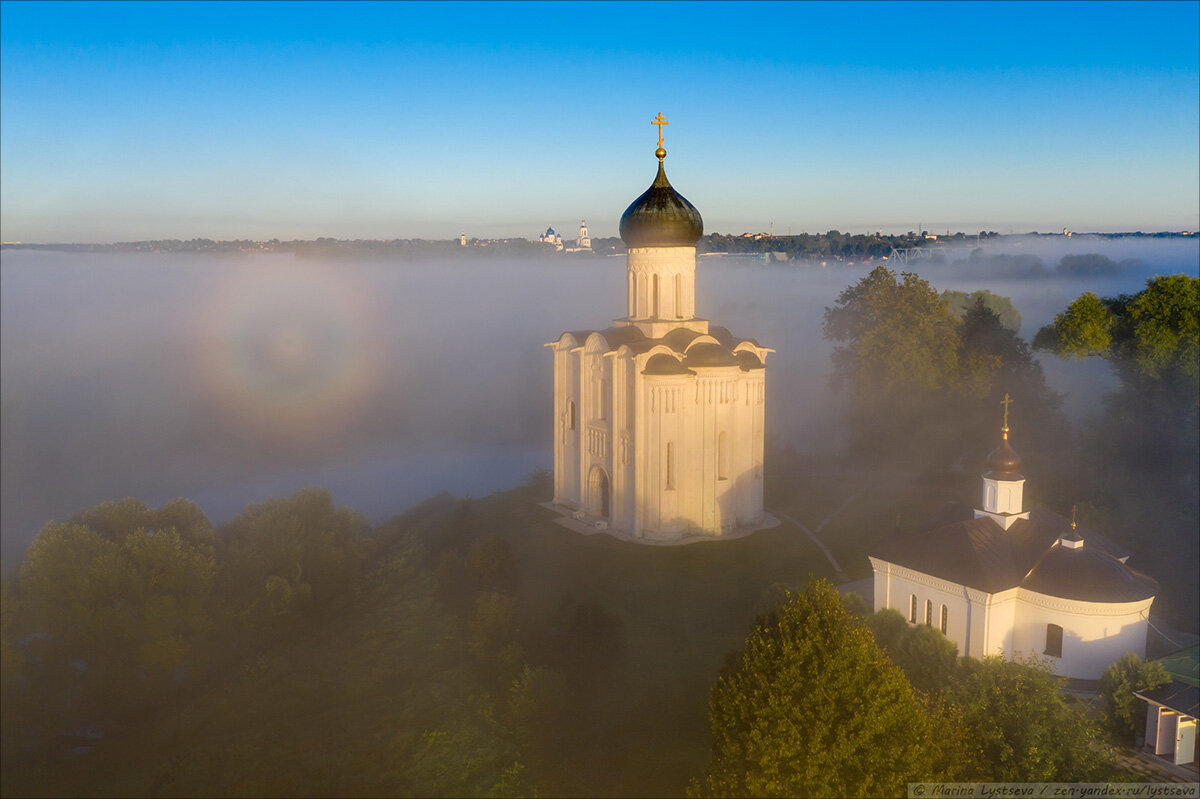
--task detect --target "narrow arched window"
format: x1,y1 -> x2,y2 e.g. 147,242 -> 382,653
924,599 -> 933,626
1045,624 -> 1063,658
674,274 -> 682,317
665,441 -> 675,490
909,594 -> 917,623
940,604 -> 948,634
653,275 -> 660,318
717,431 -> 728,480
567,400 -> 576,431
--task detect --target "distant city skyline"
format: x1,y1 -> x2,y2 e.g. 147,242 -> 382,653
1,1 -> 1197,242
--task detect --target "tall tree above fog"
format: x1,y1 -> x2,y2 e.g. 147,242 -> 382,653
943,289 -> 1022,332
1034,274 -> 1199,393
822,267 -> 1062,469
1033,274 -> 1199,628
823,267 -> 966,398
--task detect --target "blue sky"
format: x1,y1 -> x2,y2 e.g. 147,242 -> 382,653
1,1 -> 1197,241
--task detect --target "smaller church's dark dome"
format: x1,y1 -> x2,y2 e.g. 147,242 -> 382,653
985,439 -> 1023,480
683,343 -> 739,368
1022,543 -> 1158,603
619,160 -> 703,248
643,353 -> 692,376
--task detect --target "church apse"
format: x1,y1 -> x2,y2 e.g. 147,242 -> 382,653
546,115 -> 772,542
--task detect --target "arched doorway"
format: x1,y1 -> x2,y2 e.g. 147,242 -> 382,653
587,466 -> 610,520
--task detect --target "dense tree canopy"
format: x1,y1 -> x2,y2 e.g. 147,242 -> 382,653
692,579 -> 939,798
1100,653 -> 1170,742
948,656 -> 1109,782
823,268 -> 1063,469
1033,275 -> 1199,628
1034,275 -> 1199,389
4,500 -> 217,738
824,267 -> 965,398
218,488 -> 369,637
943,289 -> 1022,332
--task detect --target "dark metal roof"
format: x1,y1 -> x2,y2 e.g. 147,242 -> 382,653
661,328 -> 702,352
619,160 -> 703,248
642,353 -> 693,375
1135,681 -> 1200,718
1021,544 -> 1157,602
870,506 -> 1137,597
985,438 -> 1023,480
707,326 -> 734,345
597,326 -> 647,348
683,342 -> 739,367
736,350 -> 764,371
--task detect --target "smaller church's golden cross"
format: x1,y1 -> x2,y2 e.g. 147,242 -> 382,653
652,113 -> 669,147
1070,504 -> 1078,530
1000,392 -> 1013,434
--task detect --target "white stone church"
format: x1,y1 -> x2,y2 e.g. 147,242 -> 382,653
546,122 -> 771,541
869,409 -> 1158,680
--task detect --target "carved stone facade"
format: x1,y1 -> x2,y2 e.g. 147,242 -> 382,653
547,161 -> 771,541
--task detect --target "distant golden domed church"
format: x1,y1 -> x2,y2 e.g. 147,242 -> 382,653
546,115 -> 773,541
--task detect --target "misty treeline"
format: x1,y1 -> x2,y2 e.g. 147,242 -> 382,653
0,476 -> 642,796
692,581 -> 1143,797
821,266 -> 1199,627
1,492 -> 369,754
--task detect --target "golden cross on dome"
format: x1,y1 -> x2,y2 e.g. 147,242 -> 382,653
652,113 -> 669,147
1000,392 -> 1013,439
1070,505 -> 1078,530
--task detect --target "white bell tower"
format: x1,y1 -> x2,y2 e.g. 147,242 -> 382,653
975,393 -> 1030,530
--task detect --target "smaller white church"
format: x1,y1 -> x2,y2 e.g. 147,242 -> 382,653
869,399 -> 1158,680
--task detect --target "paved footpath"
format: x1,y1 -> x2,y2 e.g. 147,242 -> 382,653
767,507 -> 849,582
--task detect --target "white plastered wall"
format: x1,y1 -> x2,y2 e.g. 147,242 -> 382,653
1011,590 -> 1153,679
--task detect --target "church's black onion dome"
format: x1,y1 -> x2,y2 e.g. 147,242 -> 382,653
619,161 -> 703,248
1022,545 -> 1158,603
985,439 -> 1023,480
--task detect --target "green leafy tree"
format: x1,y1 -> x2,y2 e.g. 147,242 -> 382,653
869,607 -> 909,652
824,267 -> 964,398
507,664 -> 571,789
1099,653 -> 1170,742
217,488 -> 368,637
691,579 -> 940,798
885,621 -> 959,696
823,268 -> 1058,470
943,289 -> 1022,332
959,298 -> 1067,458
1034,275 -> 1199,629
1032,290 -> 1114,358
1035,275 -> 1199,387
949,656 -> 1109,782
6,501 -> 216,736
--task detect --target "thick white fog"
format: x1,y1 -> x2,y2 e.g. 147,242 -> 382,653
1,236 -> 1196,563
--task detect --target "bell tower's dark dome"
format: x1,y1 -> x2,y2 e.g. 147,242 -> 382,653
619,156 -> 703,248
985,438 -> 1023,480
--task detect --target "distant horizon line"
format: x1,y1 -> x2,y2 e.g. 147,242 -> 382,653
5,229 -> 1198,247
